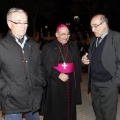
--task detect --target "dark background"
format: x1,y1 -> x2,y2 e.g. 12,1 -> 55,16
0,0 -> 120,36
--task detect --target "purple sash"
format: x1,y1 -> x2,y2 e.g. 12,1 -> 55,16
54,62 -> 75,73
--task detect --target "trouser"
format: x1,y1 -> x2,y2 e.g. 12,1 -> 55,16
91,80 -> 118,120
5,111 -> 40,120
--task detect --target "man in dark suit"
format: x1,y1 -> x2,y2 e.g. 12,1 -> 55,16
82,14 -> 120,120
41,24 -> 82,120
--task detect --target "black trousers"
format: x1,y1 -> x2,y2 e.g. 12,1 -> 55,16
91,80 -> 118,120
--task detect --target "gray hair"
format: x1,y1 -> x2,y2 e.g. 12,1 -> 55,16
6,8 -> 28,21
99,14 -> 108,24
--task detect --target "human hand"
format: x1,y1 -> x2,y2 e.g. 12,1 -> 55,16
81,53 -> 90,65
58,73 -> 69,82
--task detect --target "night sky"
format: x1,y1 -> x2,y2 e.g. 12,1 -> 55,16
0,0 -> 120,36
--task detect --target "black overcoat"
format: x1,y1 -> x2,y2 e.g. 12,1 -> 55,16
0,31 -> 46,114
41,40 -> 82,120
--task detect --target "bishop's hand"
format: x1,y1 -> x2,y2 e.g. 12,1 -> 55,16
58,73 -> 69,82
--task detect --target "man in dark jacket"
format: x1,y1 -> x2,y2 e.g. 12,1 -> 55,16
0,8 -> 46,120
82,14 -> 120,120
41,24 -> 82,120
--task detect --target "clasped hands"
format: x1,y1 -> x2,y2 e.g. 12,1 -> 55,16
58,53 -> 90,82
59,73 -> 69,82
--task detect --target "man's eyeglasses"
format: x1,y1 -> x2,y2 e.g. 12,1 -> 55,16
90,21 -> 105,29
58,33 -> 70,37
9,20 -> 28,26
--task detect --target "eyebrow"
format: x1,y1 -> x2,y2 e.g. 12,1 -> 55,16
91,23 -> 98,26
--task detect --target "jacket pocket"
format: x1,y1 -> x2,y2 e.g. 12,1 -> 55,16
1,85 -> 30,109
1,85 -> 10,98
9,94 -> 30,109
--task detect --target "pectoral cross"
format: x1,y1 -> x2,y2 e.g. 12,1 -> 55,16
62,62 -> 67,69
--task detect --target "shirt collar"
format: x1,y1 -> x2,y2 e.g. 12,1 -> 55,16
101,29 -> 109,39
16,35 -> 27,49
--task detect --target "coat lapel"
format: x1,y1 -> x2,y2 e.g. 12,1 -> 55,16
102,30 -> 113,58
101,30 -> 116,75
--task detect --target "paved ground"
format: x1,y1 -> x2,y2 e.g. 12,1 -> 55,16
1,73 -> 120,120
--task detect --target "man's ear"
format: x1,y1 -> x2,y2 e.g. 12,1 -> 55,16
55,32 -> 58,37
7,21 -> 12,29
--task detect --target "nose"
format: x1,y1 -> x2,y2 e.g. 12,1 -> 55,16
20,23 -> 28,27
21,24 -> 28,29
91,27 -> 95,32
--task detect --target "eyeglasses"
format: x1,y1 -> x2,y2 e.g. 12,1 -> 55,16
58,33 -> 70,37
9,20 -> 28,26
90,21 -> 105,29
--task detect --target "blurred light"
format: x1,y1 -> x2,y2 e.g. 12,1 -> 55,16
66,23 -> 71,26
45,26 -> 48,29
74,16 -> 80,23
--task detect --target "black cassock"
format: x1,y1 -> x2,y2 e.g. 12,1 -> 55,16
41,40 -> 82,120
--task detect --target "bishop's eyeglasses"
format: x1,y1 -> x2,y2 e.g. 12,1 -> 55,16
58,33 -> 70,37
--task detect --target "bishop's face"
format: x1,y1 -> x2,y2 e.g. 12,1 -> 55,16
55,27 -> 70,45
